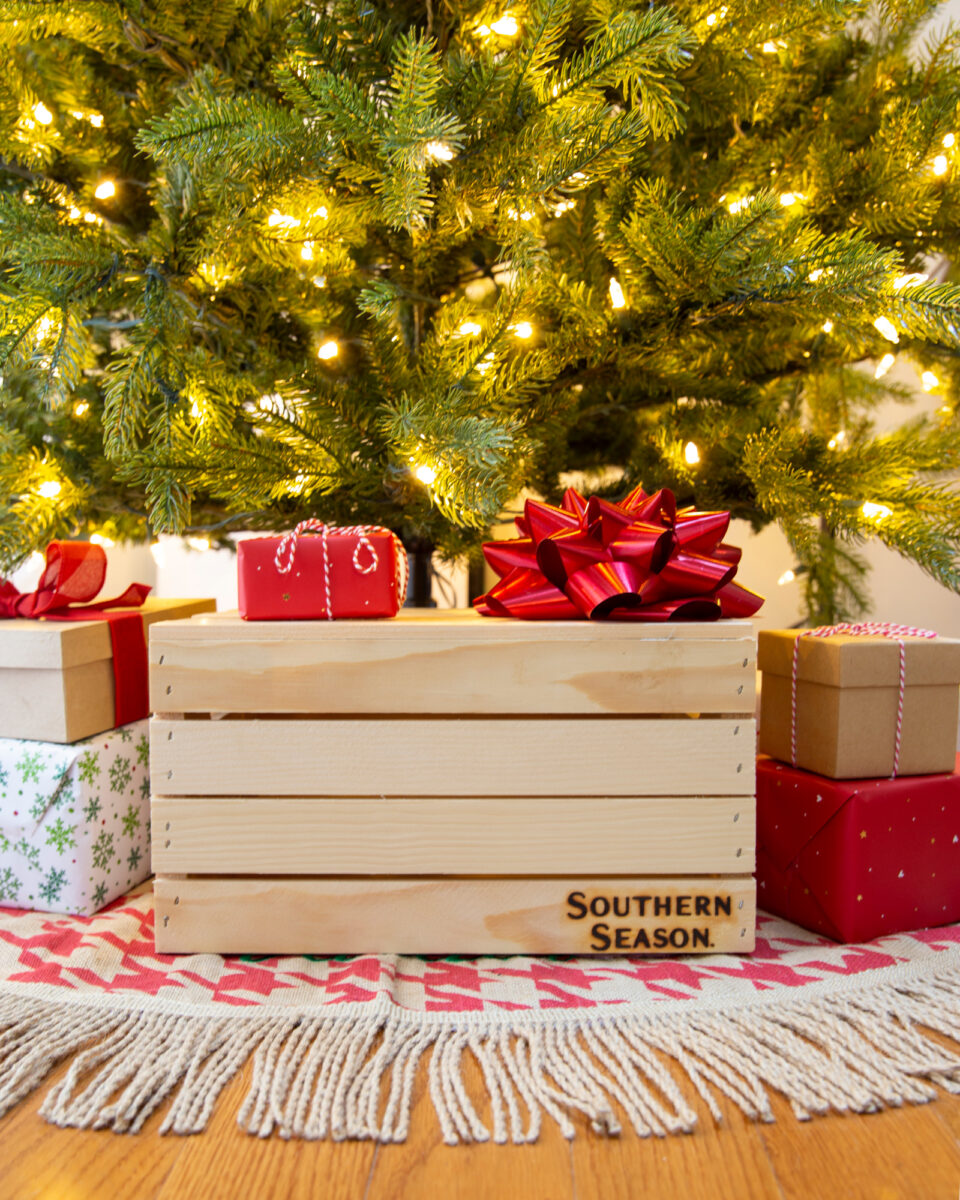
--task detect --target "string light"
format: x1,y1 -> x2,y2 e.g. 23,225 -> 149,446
943,133 -> 955,148
189,396 -> 204,420
457,320 -> 481,336
67,206 -> 81,220
490,15 -> 519,35
932,155 -> 948,176
861,501 -> 892,522
821,319 -> 834,333
83,211 -> 102,225
874,352 -> 896,379
89,532 -> 114,548
196,261 -> 231,289
414,464 -> 437,485
727,195 -> 755,215
873,316 -> 899,343
921,370 -> 940,392
89,113 -> 103,128
476,351 -> 495,374
36,480 -> 62,499
608,277 -> 626,309
777,569 -> 796,586
512,321 -> 533,339
94,179 -> 115,200
780,192 -> 805,206
807,268 -> 824,282
317,340 -> 339,360
73,401 -> 89,417
827,430 -> 847,450
424,141 -> 455,162
506,206 -> 535,221
186,536 -> 211,552
684,441 -> 700,465
892,272 -> 928,290
313,205 -> 328,220
300,242 -> 314,261
762,41 -> 778,53
33,102 -> 53,125
267,209 -> 300,229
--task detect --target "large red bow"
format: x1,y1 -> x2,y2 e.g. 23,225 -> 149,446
474,485 -> 764,621
0,541 -> 152,728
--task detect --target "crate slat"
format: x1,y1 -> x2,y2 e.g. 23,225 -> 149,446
151,717 -> 755,798
149,612 -> 756,716
152,794 -> 755,875
154,874 -> 756,955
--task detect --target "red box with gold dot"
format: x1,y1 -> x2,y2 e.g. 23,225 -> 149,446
756,754 -> 960,943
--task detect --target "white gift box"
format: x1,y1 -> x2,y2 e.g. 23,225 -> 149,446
0,719 -> 151,916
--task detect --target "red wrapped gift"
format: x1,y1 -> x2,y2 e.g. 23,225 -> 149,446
757,754 -> 960,943
238,521 -> 407,620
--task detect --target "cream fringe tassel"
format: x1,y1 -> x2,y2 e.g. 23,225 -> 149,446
1,968 -> 960,1142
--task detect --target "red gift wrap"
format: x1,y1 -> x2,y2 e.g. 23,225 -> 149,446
757,754 -> 960,943
238,523 -> 406,620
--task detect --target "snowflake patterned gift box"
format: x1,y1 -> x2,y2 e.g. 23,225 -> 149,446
0,720 -> 151,916
756,754 -> 960,943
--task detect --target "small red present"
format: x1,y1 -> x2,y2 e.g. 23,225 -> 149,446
238,522 -> 407,620
757,754 -> 960,943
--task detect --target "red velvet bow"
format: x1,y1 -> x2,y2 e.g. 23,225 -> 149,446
0,542 -> 152,728
474,485 -> 764,621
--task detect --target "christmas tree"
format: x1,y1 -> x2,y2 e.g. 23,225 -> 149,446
2,0 -> 959,619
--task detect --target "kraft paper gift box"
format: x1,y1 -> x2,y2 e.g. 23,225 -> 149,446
0,720 -> 152,916
756,755 -> 960,943
0,597 -> 216,744
758,628 -> 960,779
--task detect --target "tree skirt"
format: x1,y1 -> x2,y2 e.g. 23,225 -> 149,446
1,883 -> 959,1144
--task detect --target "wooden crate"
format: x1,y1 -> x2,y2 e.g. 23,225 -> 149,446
151,610 -> 757,954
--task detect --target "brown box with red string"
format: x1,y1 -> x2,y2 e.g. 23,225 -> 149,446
758,628 -> 960,780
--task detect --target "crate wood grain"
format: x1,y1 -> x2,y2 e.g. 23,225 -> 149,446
151,717 -> 755,798
153,875 -> 757,955
152,794 -> 755,875
149,611 -> 756,716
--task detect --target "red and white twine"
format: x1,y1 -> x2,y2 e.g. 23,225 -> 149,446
273,519 -> 409,619
790,622 -> 938,778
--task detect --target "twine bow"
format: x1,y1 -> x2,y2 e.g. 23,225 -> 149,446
273,520 -> 409,619
791,622 -> 938,779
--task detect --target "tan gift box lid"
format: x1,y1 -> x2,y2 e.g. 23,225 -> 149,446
758,628 -> 960,779
0,597 -> 215,743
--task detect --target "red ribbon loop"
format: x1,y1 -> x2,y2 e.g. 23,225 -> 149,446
475,486 -> 764,622
0,542 -> 152,729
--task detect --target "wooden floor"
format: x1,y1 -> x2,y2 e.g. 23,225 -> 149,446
2,1051 -> 960,1199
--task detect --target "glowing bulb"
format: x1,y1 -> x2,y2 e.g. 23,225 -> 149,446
921,370 -> 940,392
313,205 -> 328,220
33,102 -> 53,125
94,179 -> 115,200
83,211 -> 99,224
874,352 -> 896,379
762,41 -> 778,53
821,319 -> 834,333
684,441 -> 700,465
476,352 -> 495,375
943,133 -> 955,148
88,113 -> 103,128
425,140 -> 455,162
608,277 -> 626,309
36,480 -> 62,499
89,532 -> 114,548
414,463 -> 437,485
189,397 -> 203,420
73,401 -> 89,417
476,23 -> 490,36
490,15 -> 519,35
300,242 -> 314,261
267,209 -> 300,229
861,501 -> 892,522
933,155 -> 948,176
312,275 -> 327,289
512,321 -> 533,339
827,430 -> 847,450
807,268 -> 824,282
458,321 -> 481,336
67,206 -> 81,220
317,340 -> 339,360
779,192 -> 798,206
892,272 -> 928,290
186,536 -> 211,552
706,11 -> 718,25
777,570 -> 796,586
727,195 -> 755,215
70,110 -> 84,120
873,316 -> 899,343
